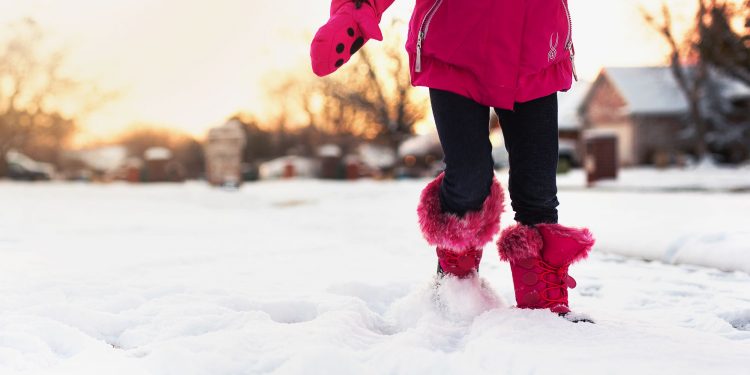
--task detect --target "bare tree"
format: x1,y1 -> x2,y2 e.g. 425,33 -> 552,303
266,21 -> 428,153
111,125 -> 204,178
321,21 -> 428,149
643,4 -> 710,159
0,18 -> 115,175
643,1 -> 750,162
695,0 -> 750,85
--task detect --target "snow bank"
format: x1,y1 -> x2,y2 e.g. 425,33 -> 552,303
556,166 -> 750,192
547,168 -> 750,273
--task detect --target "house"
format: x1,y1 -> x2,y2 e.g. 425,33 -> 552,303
62,145 -> 128,181
557,81 -> 591,167
578,67 -> 697,166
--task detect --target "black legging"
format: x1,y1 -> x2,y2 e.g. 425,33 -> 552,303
429,88 -> 559,226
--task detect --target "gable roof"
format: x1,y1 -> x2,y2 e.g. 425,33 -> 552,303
603,66 -> 689,115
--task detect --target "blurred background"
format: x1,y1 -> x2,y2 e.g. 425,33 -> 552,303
0,0 -> 747,185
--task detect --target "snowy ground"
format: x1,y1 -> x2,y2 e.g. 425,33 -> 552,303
0,176 -> 749,374
557,164 -> 750,192
555,166 -> 750,273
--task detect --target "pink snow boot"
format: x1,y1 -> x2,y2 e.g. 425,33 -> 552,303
310,0 -> 394,76
498,223 -> 594,321
417,172 -> 504,278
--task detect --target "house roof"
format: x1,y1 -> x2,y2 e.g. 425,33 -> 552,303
603,66 -> 690,115
67,145 -> 128,172
558,81 -> 591,130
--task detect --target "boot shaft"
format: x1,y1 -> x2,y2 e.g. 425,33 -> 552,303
437,247 -> 483,278
417,172 -> 504,278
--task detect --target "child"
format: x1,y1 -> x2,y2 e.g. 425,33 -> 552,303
311,0 -> 595,322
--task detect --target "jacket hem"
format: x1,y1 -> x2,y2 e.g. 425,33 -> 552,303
409,52 -> 516,110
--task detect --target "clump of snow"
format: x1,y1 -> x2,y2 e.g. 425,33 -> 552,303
387,276 -> 503,329
433,276 -> 504,322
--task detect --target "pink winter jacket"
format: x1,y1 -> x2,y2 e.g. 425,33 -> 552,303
312,0 -> 577,110
406,0 -> 577,110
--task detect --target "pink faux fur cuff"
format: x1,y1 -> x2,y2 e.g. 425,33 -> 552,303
416,172 -> 504,251
497,223 -> 595,265
497,224 -> 543,262
536,223 -> 595,266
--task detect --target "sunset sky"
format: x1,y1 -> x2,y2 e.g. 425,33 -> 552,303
0,0 -> 700,143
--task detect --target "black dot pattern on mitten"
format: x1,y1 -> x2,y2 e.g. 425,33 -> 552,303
349,37 -> 364,55
347,28 -> 355,37
336,43 -> 345,53
335,59 -> 344,67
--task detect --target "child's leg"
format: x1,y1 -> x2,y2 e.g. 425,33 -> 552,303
494,94 -> 595,320
494,93 -> 559,225
429,88 -> 495,216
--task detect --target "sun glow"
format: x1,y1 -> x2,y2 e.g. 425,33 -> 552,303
0,0 -> 703,143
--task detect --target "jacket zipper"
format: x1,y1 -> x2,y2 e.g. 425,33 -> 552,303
561,0 -> 578,81
415,0 -> 444,73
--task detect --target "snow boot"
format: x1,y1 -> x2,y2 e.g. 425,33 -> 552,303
417,172 -> 504,278
497,223 -> 595,322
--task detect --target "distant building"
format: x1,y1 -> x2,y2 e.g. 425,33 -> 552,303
143,147 -> 185,182
205,120 -> 246,186
258,156 -> 317,179
62,145 -> 128,181
578,66 -> 750,166
558,81 -> 591,167
578,67 -> 697,166
397,133 -> 443,177
558,81 -> 591,142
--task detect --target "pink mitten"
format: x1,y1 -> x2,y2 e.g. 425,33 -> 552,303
310,0 -> 393,77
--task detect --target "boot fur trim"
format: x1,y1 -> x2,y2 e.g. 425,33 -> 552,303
497,224 -> 543,262
417,172 -> 504,251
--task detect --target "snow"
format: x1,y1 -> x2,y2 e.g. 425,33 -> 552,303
602,66 -> 750,116
316,144 -> 342,158
398,133 -> 441,157
5,150 -> 56,175
357,144 -> 396,169
257,156 -> 317,179
144,147 -> 172,161
557,165 -> 750,193
0,176 -> 749,374
65,146 -> 128,172
556,167 -> 750,273
604,67 -> 689,115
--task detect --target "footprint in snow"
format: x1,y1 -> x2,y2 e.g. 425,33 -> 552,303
721,309 -> 750,331
259,300 -> 319,324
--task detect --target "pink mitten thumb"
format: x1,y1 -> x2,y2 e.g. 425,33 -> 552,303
354,11 -> 383,41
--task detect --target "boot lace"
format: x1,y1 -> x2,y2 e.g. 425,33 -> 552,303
534,259 -> 575,308
437,247 -> 482,275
